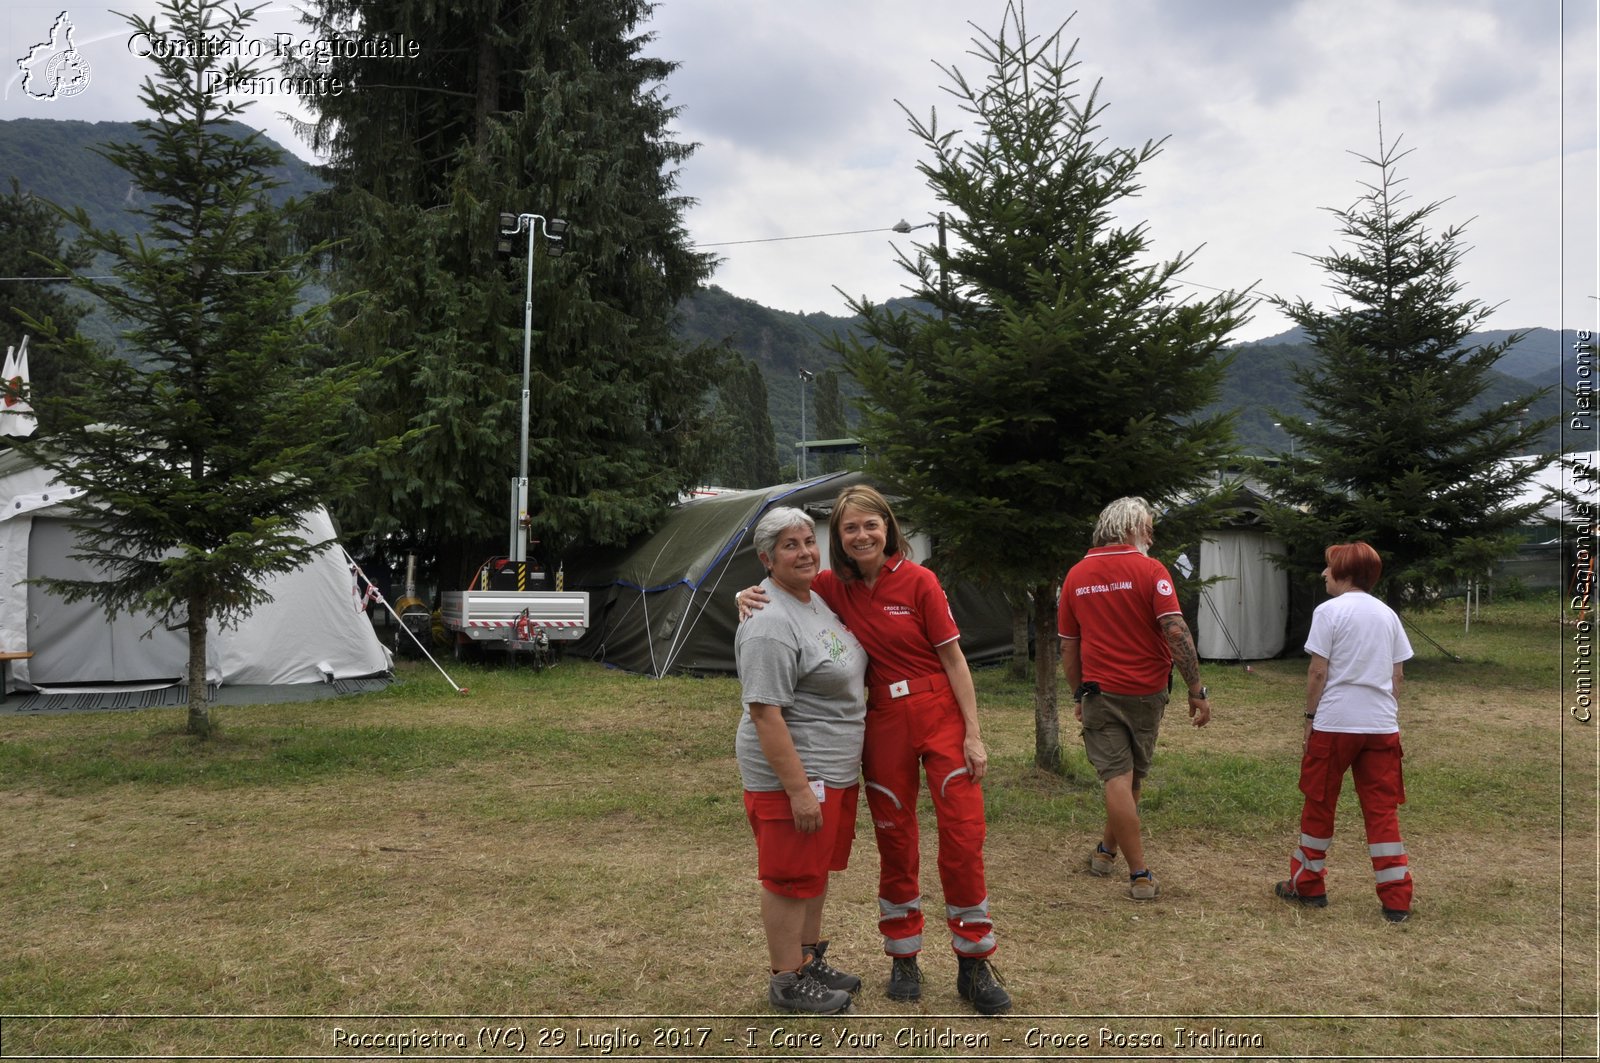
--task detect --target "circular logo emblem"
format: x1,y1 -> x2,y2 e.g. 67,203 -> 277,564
45,50 -> 92,98
1157,579 -> 1173,597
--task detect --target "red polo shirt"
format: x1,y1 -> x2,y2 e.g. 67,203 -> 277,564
1058,545 -> 1182,695
814,556 -> 959,687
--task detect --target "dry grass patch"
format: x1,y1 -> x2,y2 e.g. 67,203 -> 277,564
0,594 -> 1588,1058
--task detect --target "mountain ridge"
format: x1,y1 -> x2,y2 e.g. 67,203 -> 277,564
0,117 -> 1567,456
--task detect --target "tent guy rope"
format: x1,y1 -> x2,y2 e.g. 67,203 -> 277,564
345,552 -> 469,695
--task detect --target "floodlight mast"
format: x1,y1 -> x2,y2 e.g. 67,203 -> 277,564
499,211 -> 568,563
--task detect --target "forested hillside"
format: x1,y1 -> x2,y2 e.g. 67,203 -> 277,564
0,117 -> 1565,460
0,118 -> 322,235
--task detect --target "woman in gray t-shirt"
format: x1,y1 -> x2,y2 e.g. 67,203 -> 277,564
735,506 -> 866,1015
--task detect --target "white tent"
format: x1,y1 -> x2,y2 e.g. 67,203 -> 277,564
0,449 -> 391,693
1196,525 -> 1291,660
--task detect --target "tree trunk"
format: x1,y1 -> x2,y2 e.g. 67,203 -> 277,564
186,595 -> 211,737
1031,580 -> 1062,773
1008,592 -> 1030,681
473,35 -> 499,150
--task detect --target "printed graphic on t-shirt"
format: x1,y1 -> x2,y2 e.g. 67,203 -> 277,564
819,629 -> 850,662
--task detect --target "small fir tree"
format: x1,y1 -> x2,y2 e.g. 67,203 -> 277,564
18,0 -> 397,736
836,3 -> 1249,771
1258,125 -> 1555,606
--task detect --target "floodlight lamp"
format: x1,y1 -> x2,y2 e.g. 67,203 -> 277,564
499,211 -> 521,235
546,218 -> 569,238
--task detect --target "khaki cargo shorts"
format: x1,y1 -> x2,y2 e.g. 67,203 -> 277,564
1080,689 -> 1169,782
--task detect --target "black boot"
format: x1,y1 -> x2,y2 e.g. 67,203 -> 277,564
956,955 -> 1012,1015
886,955 -> 922,1001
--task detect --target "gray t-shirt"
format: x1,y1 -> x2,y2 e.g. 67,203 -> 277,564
735,577 -> 867,791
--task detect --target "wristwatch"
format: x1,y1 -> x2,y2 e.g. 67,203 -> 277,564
1190,686 -> 1208,700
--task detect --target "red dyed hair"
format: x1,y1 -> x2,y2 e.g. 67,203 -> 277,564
1325,542 -> 1382,592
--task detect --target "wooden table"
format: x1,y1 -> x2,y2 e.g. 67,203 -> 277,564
0,651 -> 34,702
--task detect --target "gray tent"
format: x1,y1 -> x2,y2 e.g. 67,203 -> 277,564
0,448 -> 391,694
566,472 -> 1013,676
1193,490 -> 1292,660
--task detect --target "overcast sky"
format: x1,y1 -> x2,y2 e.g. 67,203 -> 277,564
4,0 -> 1595,344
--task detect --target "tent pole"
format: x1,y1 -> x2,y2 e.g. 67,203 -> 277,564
345,552 -> 470,695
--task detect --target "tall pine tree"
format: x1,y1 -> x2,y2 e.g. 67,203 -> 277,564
708,358 -> 779,489
836,5 -> 1248,771
1258,126 -> 1554,606
18,0 -> 396,736
293,0 -> 724,585
812,369 -> 849,473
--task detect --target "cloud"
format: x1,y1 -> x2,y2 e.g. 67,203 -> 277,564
2,0 -> 1590,339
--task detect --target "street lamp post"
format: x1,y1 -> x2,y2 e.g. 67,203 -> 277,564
498,211 -> 568,563
798,368 -> 815,480
1273,420 -> 1312,461
892,213 -> 948,315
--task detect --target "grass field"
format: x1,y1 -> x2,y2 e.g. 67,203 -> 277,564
0,593 -> 1590,1060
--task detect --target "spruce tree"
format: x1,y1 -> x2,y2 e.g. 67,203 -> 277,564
1258,127 -> 1554,606
836,5 -> 1248,771
17,0 -> 396,736
293,0 -> 724,584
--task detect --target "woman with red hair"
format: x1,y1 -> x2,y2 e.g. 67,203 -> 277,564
1275,542 -> 1417,922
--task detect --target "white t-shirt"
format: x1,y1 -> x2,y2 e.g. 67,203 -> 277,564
1304,590 -> 1414,733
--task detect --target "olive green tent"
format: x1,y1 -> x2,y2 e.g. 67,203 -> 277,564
565,471 -> 1013,677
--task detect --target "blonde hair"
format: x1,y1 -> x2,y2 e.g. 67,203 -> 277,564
1092,497 -> 1155,548
829,484 -> 912,581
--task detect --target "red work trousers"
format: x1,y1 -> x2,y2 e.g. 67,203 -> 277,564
1288,729 -> 1413,912
862,684 -> 995,958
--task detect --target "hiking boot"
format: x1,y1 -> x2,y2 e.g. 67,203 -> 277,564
1274,880 -> 1328,908
1088,843 -> 1117,877
1381,906 -> 1411,923
803,940 -> 861,994
768,970 -> 851,1015
886,955 -> 923,1002
1128,870 -> 1160,900
956,955 -> 1012,1016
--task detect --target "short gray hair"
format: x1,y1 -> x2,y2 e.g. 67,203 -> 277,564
1092,496 -> 1155,547
752,506 -> 816,563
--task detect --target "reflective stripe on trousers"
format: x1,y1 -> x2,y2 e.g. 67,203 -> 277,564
864,683 -> 995,957
1290,729 -> 1413,911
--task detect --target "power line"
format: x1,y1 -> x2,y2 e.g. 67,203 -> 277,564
695,226 -> 906,248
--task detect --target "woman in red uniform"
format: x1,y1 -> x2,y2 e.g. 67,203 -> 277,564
739,484 -> 1010,1015
1276,541 -> 1415,922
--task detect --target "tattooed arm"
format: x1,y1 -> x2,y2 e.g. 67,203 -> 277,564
1159,613 -> 1211,727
